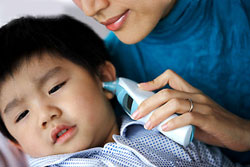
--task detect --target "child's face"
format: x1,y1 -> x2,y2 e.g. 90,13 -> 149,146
73,0 -> 176,44
0,53 -> 118,157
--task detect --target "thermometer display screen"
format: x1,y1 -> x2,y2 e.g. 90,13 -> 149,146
123,94 -> 133,114
127,95 -> 133,111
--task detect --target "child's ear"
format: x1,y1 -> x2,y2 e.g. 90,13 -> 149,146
98,61 -> 116,99
98,61 -> 116,82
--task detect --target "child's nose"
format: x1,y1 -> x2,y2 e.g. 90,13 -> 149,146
40,107 -> 62,129
77,0 -> 110,17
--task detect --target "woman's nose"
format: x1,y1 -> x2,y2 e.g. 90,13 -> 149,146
73,0 -> 109,17
40,106 -> 62,129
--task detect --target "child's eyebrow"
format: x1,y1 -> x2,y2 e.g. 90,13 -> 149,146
3,98 -> 19,114
35,66 -> 63,85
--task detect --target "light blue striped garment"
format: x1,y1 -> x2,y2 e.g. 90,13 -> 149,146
27,116 -> 238,167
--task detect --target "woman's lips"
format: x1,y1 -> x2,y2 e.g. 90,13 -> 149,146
101,10 -> 130,31
51,125 -> 76,144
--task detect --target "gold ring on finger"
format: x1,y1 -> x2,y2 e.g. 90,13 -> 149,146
186,98 -> 194,113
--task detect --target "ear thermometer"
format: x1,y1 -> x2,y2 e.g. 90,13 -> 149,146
103,77 -> 194,147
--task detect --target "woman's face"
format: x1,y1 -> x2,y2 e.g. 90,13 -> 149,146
73,0 -> 176,44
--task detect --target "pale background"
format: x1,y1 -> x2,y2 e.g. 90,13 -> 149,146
0,0 -> 109,38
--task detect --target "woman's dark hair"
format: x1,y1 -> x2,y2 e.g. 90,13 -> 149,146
0,15 -> 110,142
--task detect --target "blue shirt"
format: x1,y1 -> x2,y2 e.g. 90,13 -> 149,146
105,0 -> 250,164
27,116 -> 236,167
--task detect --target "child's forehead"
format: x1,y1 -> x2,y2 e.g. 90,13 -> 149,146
23,53 -> 64,68
11,54 -> 70,80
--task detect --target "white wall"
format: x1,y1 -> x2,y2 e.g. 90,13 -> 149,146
0,0 -> 109,38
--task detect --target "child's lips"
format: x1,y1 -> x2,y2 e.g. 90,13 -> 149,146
51,125 -> 76,144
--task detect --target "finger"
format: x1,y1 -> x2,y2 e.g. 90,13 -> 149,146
161,114 -> 225,147
132,89 -> 212,120
132,89 -> 186,120
72,0 -> 82,9
144,99 -> 206,130
138,69 -> 200,93
160,103 -> 214,131
160,111 -> 204,131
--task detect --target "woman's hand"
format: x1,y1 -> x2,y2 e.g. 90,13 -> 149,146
131,69 -> 250,151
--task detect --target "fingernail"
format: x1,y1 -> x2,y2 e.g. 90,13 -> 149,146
161,123 -> 171,131
161,124 -> 169,131
144,121 -> 152,130
131,110 -> 140,120
138,82 -> 147,87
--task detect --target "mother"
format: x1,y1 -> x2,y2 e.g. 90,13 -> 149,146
73,0 -> 250,164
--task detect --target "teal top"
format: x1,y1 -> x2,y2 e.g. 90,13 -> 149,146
105,0 -> 250,164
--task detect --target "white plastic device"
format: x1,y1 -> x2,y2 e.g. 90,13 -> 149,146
103,77 -> 194,147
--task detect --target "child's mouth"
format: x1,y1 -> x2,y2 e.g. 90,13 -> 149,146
56,129 -> 68,138
51,125 -> 76,144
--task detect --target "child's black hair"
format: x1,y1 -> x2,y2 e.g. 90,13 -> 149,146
0,15 -> 110,142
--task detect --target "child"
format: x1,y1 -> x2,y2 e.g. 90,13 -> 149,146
73,0 -> 250,164
0,15 -> 236,167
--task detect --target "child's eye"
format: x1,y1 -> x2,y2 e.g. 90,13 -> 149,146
49,81 -> 66,95
16,110 -> 29,123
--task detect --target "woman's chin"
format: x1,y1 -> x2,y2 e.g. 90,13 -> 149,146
115,31 -> 148,44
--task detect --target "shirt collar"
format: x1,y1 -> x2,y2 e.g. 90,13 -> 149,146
119,115 -> 143,137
